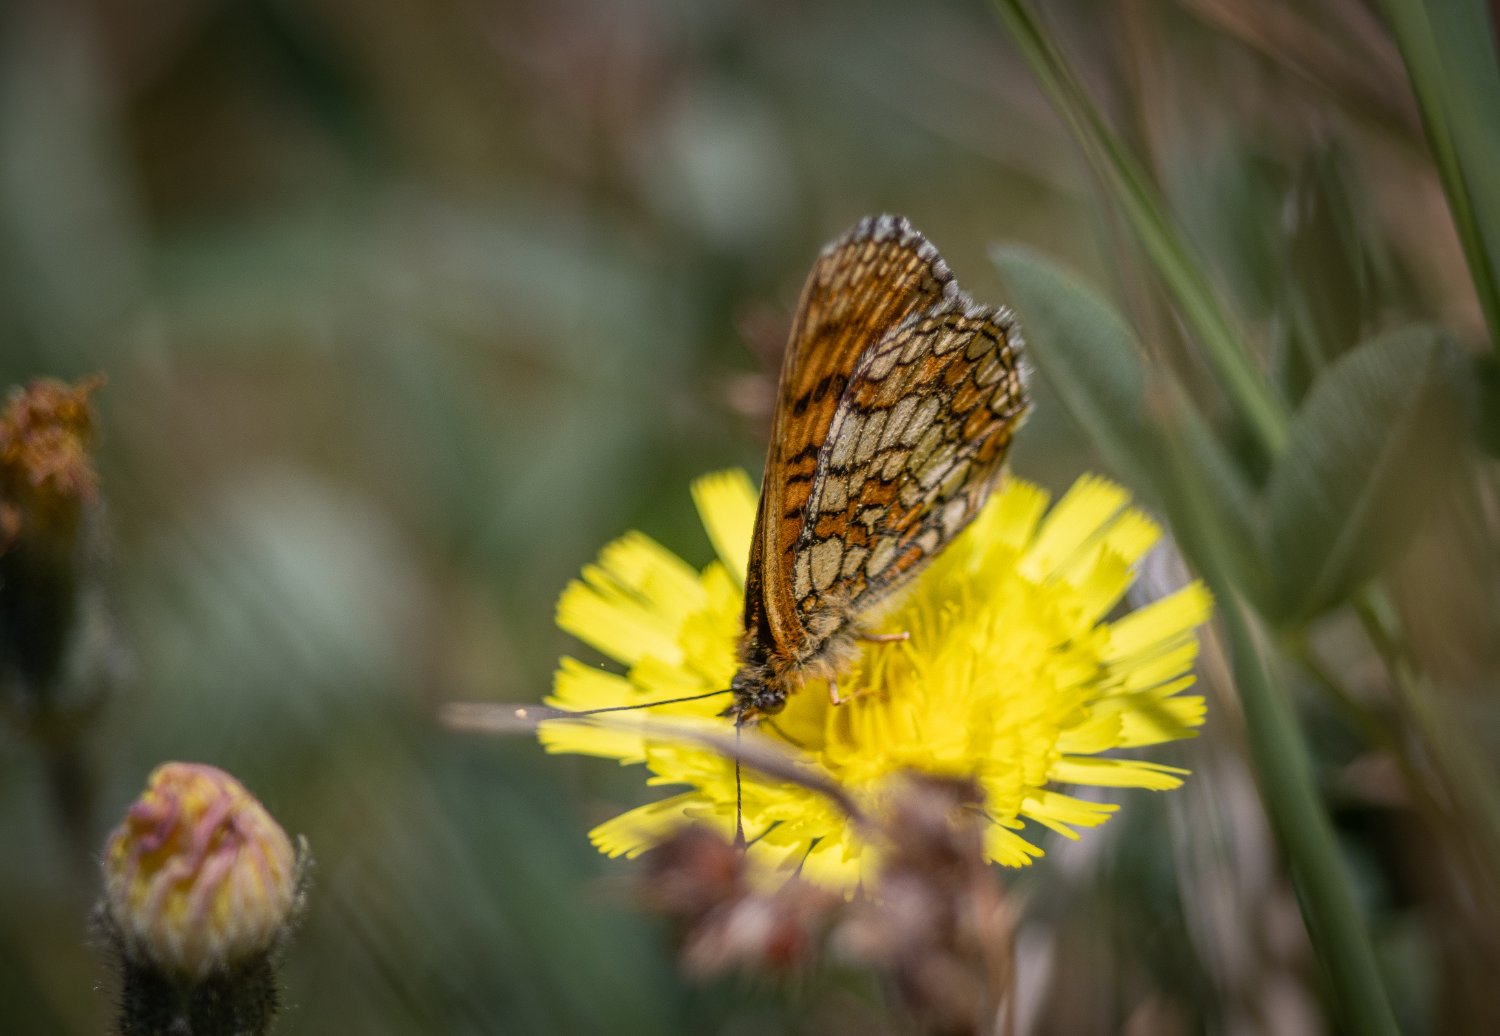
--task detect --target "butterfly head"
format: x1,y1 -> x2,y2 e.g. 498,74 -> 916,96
723,665 -> 788,722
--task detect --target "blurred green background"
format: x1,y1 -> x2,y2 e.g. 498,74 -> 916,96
2,0 -> 1497,1032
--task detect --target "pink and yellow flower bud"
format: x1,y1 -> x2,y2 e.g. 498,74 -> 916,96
103,763 -> 298,979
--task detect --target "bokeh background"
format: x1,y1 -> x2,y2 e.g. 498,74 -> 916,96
2,0 -> 1497,1032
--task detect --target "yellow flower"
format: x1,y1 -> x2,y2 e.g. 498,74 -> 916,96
542,471 -> 1211,891
102,762 -> 300,978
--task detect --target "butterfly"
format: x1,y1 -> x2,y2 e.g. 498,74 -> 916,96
728,214 -> 1029,722
440,216 -> 1030,838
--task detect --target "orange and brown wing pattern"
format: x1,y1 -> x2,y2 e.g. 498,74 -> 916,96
790,305 -> 1028,618
745,215 -> 962,652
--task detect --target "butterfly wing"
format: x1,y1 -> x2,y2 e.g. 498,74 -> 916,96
744,216 -> 959,654
792,303 -> 1028,618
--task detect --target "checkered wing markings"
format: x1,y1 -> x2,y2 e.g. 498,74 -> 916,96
790,309 -> 1029,616
746,216 -> 960,652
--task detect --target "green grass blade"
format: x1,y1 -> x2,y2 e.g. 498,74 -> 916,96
990,0 -> 1291,455
1215,594 -> 1401,1036
1376,0 -> 1500,352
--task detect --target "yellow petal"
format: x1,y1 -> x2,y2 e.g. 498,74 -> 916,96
556,531 -> 705,666
548,656 -> 638,710
983,478 -> 1050,556
1107,643 -> 1203,695
643,735 -> 737,787
1115,691 -> 1206,746
589,793 -> 703,858
1020,475 -> 1128,581
541,658 -> 650,762
1060,545 -> 1135,628
984,824 -> 1045,867
1050,755 -> 1188,790
691,469 -> 758,586
1022,788 -> 1119,834
1105,583 -> 1213,662
596,531 -> 704,612
1054,709 -> 1126,755
799,836 -> 866,890
1097,508 -> 1161,566
627,656 -> 718,699
537,718 -> 646,762
675,562 -> 743,687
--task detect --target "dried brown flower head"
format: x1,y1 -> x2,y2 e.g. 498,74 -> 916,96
638,774 -> 1016,1035
643,826 -> 839,977
0,374 -> 104,553
833,776 -> 1015,1036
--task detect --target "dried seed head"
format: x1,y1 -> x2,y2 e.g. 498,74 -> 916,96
640,825 -> 746,919
641,826 -> 838,978
833,776 -> 1016,1036
0,375 -> 104,552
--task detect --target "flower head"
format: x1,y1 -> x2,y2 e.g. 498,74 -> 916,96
542,471 -> 1211,891
102,762 -> 300,979
1,375 -> 117,765
0,375 -> 103,552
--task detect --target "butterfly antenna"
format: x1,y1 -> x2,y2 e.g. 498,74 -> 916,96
549,688 -> 732,718
734,718 -> 746,849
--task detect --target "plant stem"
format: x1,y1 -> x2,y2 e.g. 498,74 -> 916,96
1144,428 -> 1399,1033
1375,0 -> 1500,354
1352,590 -> 1500,910
990,0 -> 1291,455
1219,598 -> 1400,1036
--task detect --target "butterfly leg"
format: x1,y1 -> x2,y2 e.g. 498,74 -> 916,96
828,679 -> 883,706
828,678 -> 846,706
828,631 -> 910,706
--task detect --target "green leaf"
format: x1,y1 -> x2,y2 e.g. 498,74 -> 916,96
1276,146 -> 1387,403
1161,397 -> 1270,609
1166,138 -> 1286,326
1265,326 -> 1472,621
990,245 -> 1157,491
1478,354 -> 1500,456
993,245 -> 1268,597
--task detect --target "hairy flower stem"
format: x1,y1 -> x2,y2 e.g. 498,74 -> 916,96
114,950 -> 280,1036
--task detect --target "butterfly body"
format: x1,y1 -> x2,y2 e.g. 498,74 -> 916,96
727,215 -> 1029,723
